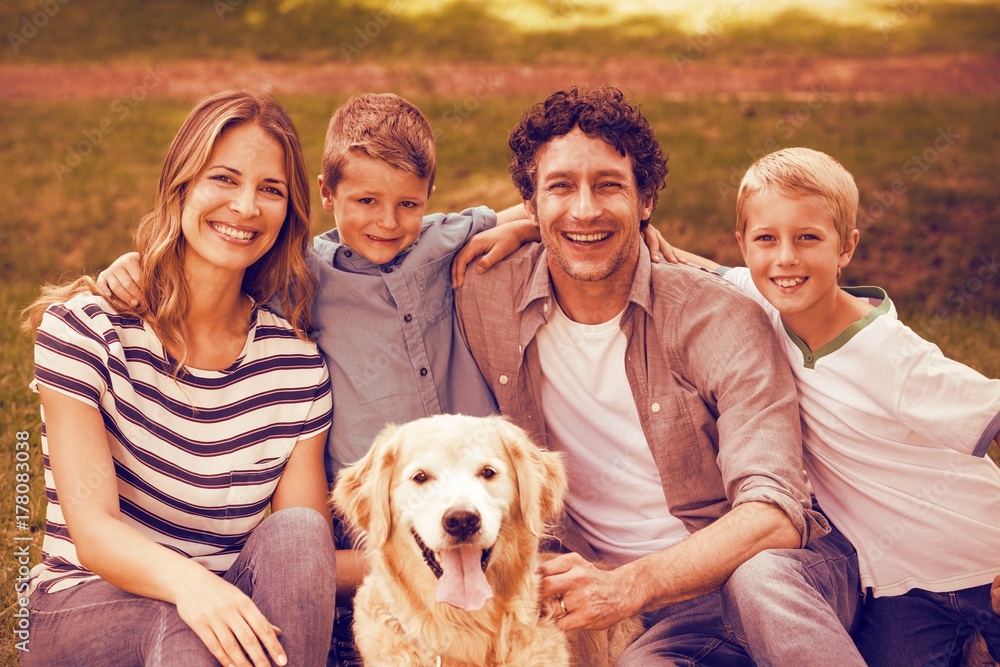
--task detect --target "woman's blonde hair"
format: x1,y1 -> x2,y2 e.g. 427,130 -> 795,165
23,90 -> 316,368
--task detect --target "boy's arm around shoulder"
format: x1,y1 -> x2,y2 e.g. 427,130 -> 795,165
451,203 -> 538,287
97,251 -> 144,307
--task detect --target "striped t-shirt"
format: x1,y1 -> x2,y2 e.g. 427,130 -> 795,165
30,294 -> 332,594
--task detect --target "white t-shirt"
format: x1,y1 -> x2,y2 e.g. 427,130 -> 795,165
725,267 -> 1000,596
536,302 -> 688,567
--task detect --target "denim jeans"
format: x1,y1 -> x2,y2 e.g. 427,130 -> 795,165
855,584 -> 1000,667
22,507 -> 337,667
616,523 -> 864,667
616,590 -> 754,667
720,522 -> 866,666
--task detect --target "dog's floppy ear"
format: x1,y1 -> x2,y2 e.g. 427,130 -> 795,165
331,422 -> 400,550
495,417 -> 567,536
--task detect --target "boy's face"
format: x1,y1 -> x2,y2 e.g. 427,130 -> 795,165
319,152 -> 432,265
737,191 -> 859,321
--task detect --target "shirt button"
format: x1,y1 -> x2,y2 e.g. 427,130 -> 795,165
344,249 -> 353,257
384,267 -> 394,274
419,367 -> 428,377
404,314 -> 413,323
806,355 -> 814,363
543,303 -> 550,313
651,403 -> 661,413
499,374 -> 509,385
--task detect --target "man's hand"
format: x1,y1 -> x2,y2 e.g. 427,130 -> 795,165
96,252 -> 144,306
539,552 -> 637,632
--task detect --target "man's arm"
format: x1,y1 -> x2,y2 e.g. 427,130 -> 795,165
540,501 -> 798,631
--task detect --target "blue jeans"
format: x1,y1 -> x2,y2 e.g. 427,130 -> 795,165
616,524 -> 864,666
22,507 -> 337,667
720,523 -> 865,666
616,590 -> 753,667
855,584 -> 1000,667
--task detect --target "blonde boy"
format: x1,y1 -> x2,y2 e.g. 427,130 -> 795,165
677,147 -> 1000,664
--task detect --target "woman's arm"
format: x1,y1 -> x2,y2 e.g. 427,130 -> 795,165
40,386 -> 289,667
269,430 -> 331,522
271,430 -> 368,605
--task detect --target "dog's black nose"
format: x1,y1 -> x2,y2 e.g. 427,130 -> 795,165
443,509 -> 481,541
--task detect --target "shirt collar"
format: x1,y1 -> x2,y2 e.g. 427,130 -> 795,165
516,241 -> 654,318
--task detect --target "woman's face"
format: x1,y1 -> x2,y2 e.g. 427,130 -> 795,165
180,122 -> 288,280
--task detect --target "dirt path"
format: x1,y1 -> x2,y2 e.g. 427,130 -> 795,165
2,53 -> 998,101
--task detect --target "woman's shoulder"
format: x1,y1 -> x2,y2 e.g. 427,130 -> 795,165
253,303 -> 322,356
38,292 -> 143,339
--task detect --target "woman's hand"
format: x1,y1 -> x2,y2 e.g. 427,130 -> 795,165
96,251 -> 144,306
174,567 -> 287,667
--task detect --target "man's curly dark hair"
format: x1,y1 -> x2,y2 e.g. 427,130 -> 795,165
508,86 -> 668,228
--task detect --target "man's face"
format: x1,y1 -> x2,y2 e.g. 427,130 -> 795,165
527,127 -> 653,287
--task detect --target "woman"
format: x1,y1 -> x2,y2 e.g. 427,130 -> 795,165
22,90 -> 335,667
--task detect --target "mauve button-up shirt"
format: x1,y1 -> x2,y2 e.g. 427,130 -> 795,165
456,242 -> 828,554
310,207 -> 499,481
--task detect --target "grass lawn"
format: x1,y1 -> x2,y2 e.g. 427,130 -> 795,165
1,1 -> 999,663
1,0 -> 999,65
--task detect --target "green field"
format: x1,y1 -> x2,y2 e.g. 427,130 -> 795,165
2,1 -> 999,664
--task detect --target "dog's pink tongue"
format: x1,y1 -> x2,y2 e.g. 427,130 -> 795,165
436,546 -> 492,611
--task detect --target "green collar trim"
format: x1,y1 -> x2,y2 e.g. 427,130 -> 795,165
784,286 -> 890,369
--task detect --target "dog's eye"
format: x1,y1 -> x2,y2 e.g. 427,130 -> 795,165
411,471 -> 429,484
480,466 -> 497,480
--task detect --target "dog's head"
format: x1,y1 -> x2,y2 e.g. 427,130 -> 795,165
332,414 -> 566,612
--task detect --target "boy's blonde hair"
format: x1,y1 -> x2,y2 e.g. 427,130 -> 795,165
321,93 -> 436,195
736,147 -> 859,248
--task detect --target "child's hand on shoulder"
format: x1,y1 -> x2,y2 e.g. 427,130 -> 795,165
451,220 -> 539,287
644,224 -> 683,264
97,252 -> 144,307
992,574 -> 999,615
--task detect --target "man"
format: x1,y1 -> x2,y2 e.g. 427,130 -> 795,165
455,86 -> 864,665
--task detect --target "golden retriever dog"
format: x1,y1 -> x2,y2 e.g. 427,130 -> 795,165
332,414 -> 637,666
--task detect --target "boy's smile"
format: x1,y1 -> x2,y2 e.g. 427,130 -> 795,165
320,151 -> 432,265
738,191 -> 860,343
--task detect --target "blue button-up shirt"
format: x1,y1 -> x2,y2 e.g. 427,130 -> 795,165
310,207 -> 500,481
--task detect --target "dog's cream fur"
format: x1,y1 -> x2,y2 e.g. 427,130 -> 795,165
334,414 -> 636,666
